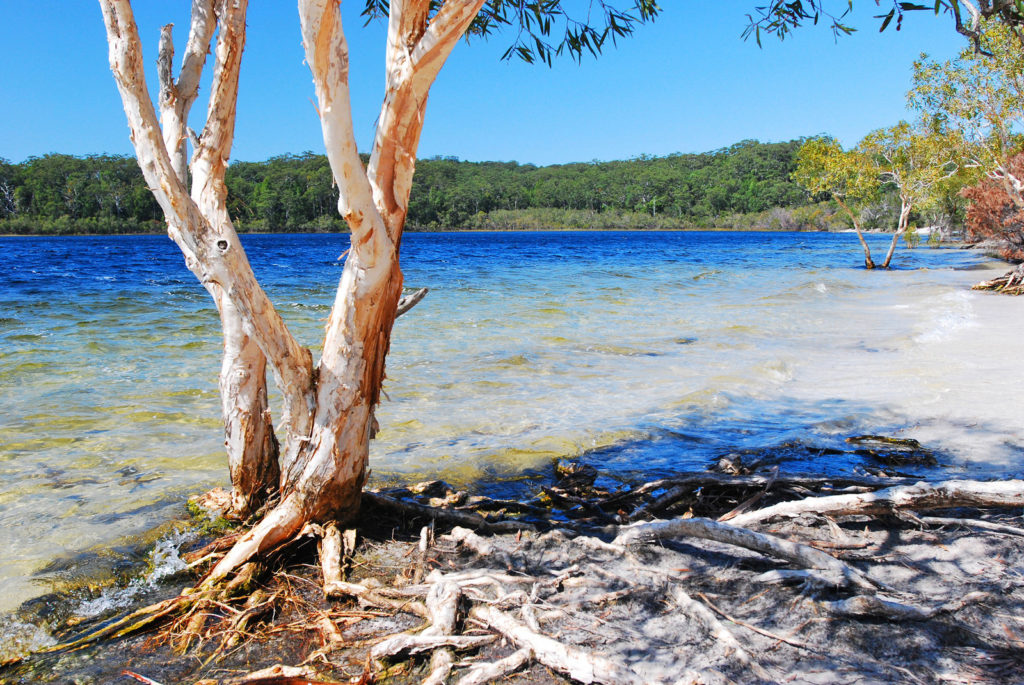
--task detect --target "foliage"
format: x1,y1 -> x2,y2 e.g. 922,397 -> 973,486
1,140 -> 817,233
859,120 -> 962,225
910,21 -> 1024,203
962,151 -> 1024,260
0,154 -> 162,234
360,0 -> 659,65
743,1 -> 1024,50
794,137 -> 877,214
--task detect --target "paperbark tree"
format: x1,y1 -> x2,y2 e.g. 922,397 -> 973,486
99,0 -> 658,586
859,121 -> 960,268
794,137 -> 879,268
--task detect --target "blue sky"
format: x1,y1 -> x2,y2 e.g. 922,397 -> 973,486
0,2 -> 965,166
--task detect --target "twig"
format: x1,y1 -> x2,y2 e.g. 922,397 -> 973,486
696,592 -> 820,653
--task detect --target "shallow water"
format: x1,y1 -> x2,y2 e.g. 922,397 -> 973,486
1,230 -> 1022,628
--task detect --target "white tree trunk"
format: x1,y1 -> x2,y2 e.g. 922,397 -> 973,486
204,0 -> 486,583
834,196 -> 874,269
102,0 -> 487,583
154,0 -> 279,517
882,199 -> 911,269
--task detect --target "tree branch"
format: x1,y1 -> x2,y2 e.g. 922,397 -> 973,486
101,0 -> 315,457
368,0 -> 487,240
298,0 -> 388,256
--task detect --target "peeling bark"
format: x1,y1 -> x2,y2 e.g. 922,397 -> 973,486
102,0 -> 490,582
106,0 -> 282,517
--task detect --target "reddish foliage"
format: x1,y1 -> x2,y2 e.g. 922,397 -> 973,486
962,154 -> 1024,261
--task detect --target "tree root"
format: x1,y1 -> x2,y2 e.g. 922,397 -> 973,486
973,262 -> 1024,295
468,604 -> 647,685
613,516 -> 878,591
821,591 -> 990,621
32,473 -> 1024,684
453,647 -> 533,685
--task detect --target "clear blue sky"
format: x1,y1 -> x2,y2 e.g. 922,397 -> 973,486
0,2 -> 965,166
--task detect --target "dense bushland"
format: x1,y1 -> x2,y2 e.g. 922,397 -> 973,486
0,140 -> 837,234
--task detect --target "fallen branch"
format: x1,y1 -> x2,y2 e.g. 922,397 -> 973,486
363,491 -> 535,534
696,592 -> 819,653
672,587 -> 772,681
920,515 -> 1024,537
730,479 -> 1024,527
718,467 -> 779,523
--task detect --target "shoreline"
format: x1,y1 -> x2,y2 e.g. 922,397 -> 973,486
5,473 -> 1024,684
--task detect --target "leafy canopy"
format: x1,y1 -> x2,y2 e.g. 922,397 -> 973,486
794,137 -> 877,204
743,1 -> 1024,50
909,21 -> 1024,177
360,0 -> 660,64
859,120 -> 962,211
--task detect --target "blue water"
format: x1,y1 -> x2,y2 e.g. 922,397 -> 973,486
1,230 -> 1022,621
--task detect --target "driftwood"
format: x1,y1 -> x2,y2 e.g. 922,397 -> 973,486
729,478 -> 1024,527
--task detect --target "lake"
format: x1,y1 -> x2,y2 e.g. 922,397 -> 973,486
1,230 -> 1022,644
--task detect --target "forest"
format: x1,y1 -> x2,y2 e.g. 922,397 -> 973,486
0,139 -> 860,235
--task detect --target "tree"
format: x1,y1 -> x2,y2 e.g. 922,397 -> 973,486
962,151 -> 1024,259
910,22 -> 1024,207
859,121 -> 960,268
98,0 -> 658,590
794,137 -> 879,267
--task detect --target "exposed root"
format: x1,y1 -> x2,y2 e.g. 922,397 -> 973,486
696,592 -> 819,653
921,515 -> 1024,537
453,647 -> 533,685
204,494 -> 307,588
614,516 -> 878,591
821,591 -> 990,622
469,604 -> 647,685
973,262 -> 1024,295
30,472 -> 1024,684
673,587 -> 772,681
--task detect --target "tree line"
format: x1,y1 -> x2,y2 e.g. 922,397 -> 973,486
0,139 -> 846,235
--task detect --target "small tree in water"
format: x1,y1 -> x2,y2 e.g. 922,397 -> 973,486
859,121 -> 961,269
794,137 -> 879,268
98,0 -> 658,587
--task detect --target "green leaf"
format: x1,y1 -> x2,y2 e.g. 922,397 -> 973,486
880,9 -> 895,32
